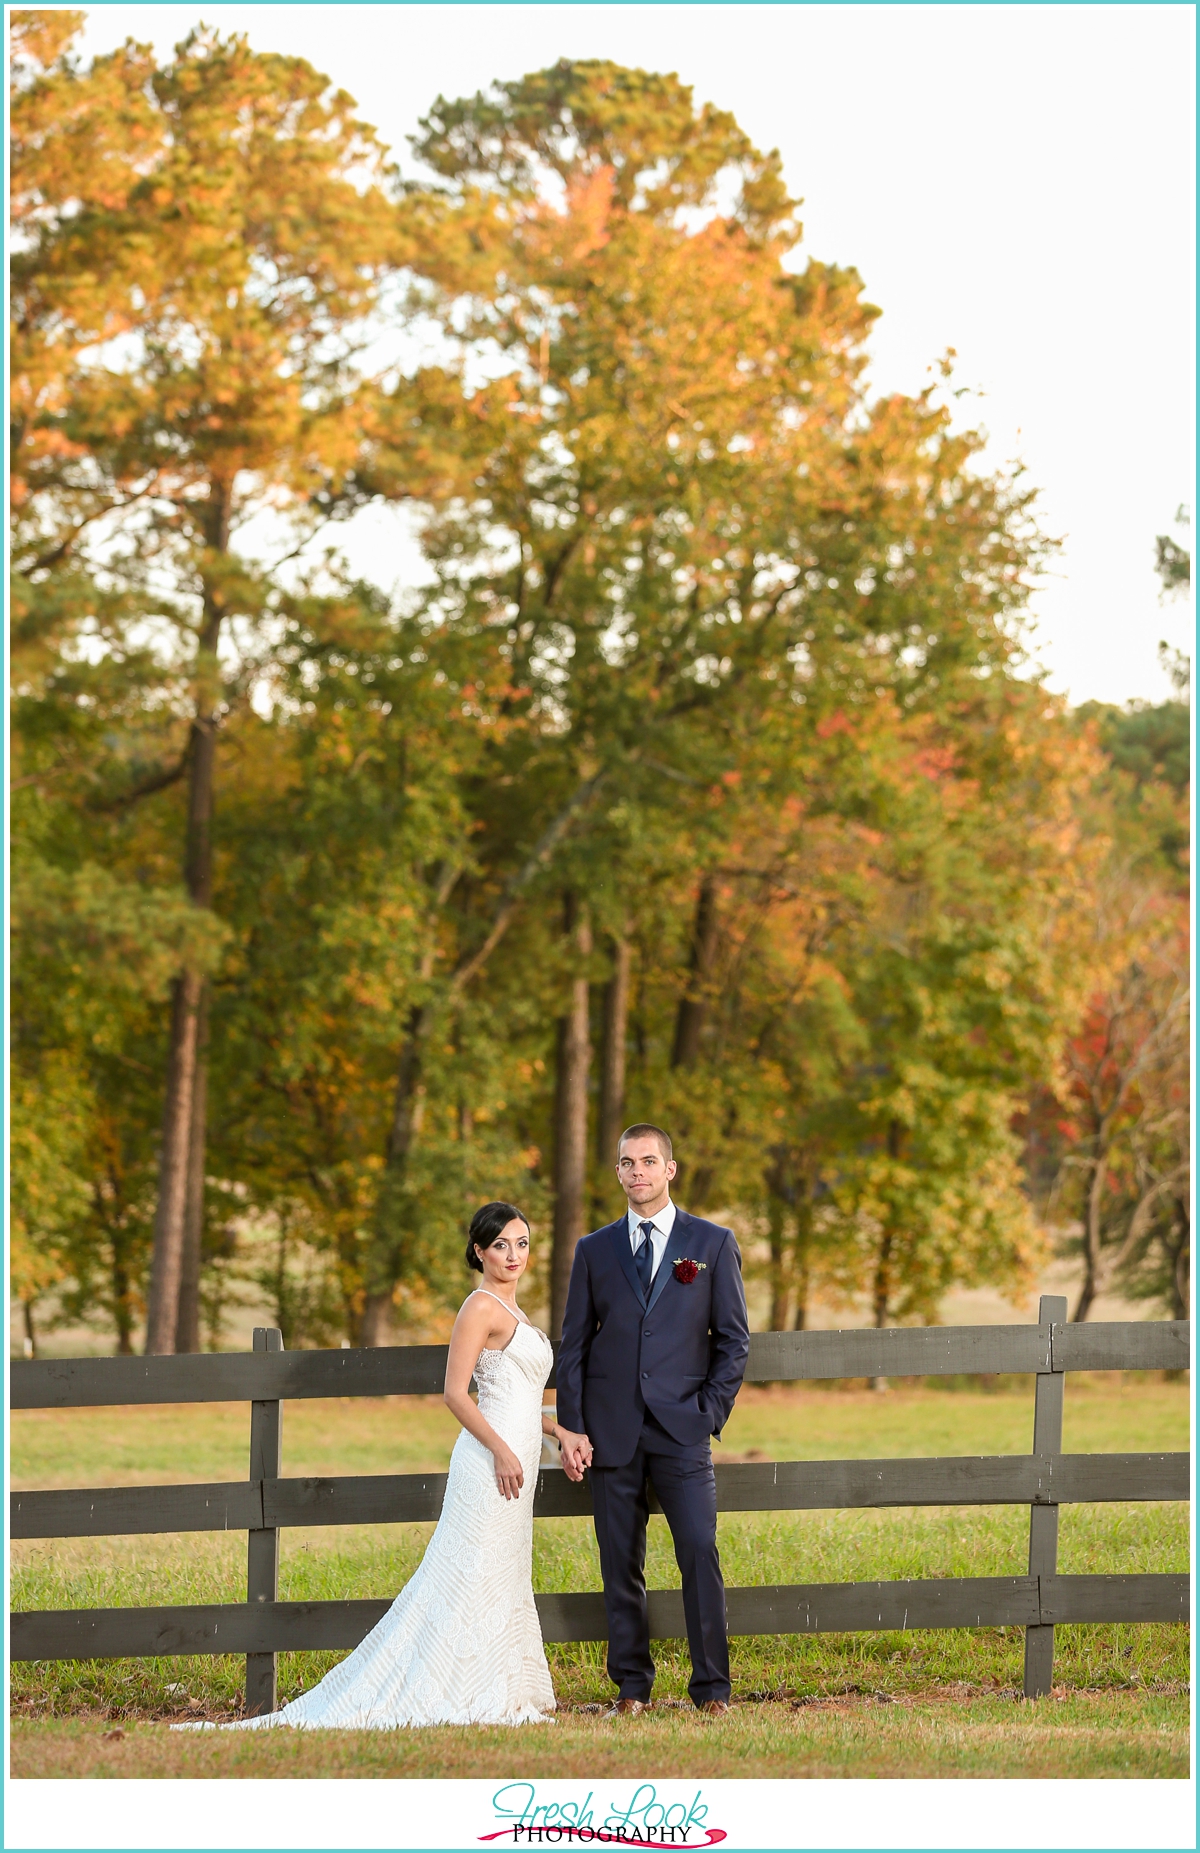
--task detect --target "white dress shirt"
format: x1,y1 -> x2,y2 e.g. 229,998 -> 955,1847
627,1199 -> 676,1283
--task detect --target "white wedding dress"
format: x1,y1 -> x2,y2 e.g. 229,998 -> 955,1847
179,1296 -> 557,1730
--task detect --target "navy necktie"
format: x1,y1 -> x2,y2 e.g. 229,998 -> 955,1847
635,1222 -> 655,1296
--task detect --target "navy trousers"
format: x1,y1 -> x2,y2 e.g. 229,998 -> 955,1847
589,1411 -> 730,1706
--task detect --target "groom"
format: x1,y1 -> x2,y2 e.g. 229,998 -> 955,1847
555,1125 -> 750,1716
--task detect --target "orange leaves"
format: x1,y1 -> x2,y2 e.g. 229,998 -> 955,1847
910,743 -> 959,783
565,164 -> 615,259
12,22 -> 410,546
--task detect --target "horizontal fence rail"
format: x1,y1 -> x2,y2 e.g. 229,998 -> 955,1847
11,1311 -> 1190,1706
12,1453 -> 1190,1540
12,1575 -> 1189,1662
11,1320 -> 1189,1410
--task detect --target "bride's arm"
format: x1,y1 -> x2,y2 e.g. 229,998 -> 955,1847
443,1298 -> 528,1500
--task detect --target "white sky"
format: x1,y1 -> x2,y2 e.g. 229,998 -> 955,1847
69,1 -> 1196,707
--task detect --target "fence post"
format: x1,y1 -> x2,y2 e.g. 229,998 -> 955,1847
245,1326 -> 283,1715
1023,1293 -> 1067,1698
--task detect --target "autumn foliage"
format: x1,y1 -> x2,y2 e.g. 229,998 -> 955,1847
10,20 -> 1189,1352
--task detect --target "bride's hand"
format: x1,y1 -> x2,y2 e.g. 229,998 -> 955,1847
493,1443 -> 525,1500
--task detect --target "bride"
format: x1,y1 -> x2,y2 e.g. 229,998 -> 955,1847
183,1201 -> 582,1730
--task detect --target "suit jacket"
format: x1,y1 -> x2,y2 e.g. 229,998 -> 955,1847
555,1208 -> 751,1468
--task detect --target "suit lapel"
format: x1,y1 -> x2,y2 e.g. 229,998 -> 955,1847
645,1210 -> 692,1316
609,1217 -> 648,1310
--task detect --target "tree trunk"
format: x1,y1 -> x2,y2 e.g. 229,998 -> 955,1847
1072,1108 -> 1113,1322
1173,1243 -> 1190,1320
145,970 -> 204,1352
175,981 -> 209,1353
111,1209 -> 135,1356
362,1000 -> 431,1348
768,1192 -> 789,1332
873,1124 -> 902,1332
23,1300 -> 37,1360
359,1296 -> 392,1350
871,1246 -> 892,1386
1073,1261 -> 1098,1322
362,864 -> 461,1347
671,877 -> 719,1069
145,507 -> 227,1355
872,1133 -> 897,1390
793,1190 -> 812,1332
1169,1203 -> 1190,1321
551,895 -> 592,1337
593,929 -> 631,1221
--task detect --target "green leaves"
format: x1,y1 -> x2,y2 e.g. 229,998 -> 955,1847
413,59 -> 798,238
13,857 -> 230,1007
14,45 -> 1147,1350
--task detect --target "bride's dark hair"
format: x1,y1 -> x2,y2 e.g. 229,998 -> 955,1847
466,1201 -> 530,1272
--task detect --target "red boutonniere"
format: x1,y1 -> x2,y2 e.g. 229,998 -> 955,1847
673,1258 -> 707,1284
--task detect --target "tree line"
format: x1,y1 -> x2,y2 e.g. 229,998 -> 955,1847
10,14 -> 1190,1354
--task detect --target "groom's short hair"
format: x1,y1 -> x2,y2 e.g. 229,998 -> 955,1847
618,1123 -> 673,1161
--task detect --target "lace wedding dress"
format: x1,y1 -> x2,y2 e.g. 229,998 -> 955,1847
179,1300 -> 557,1730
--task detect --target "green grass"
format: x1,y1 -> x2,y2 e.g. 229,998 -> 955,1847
11,1379 -> 1190,1771
12,1372 -> 1190,1490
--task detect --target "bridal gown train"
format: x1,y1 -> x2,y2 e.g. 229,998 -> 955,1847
180,1308 -> 557,1730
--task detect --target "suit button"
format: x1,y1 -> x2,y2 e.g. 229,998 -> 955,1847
641,1371 -> 648,1378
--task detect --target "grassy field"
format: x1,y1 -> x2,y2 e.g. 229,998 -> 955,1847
11,1377 -> 1190,1777
10,1689 -> 1190,1780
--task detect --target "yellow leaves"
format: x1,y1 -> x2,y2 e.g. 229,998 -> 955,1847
10,10 -> 86,71
565,163 -> 615,259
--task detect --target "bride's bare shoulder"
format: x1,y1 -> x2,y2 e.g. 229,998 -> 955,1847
445,1293 -> 495,1356
453,1289 -> 507,1334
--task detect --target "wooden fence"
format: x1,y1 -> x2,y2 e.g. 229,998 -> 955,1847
11,1298 -> 1190,1710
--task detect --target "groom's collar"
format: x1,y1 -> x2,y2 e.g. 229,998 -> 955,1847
626,1199 -> 677,1239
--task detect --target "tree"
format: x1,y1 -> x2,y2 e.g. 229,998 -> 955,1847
10,827 -> 227,1351
13,45 -> 1106,1356
13,19 -> 419,1349
1154,504 -> 1190,597
1055,884 -> 1188,1320
1033,660 -> 1190,1320
348,58 -> 1053,1335
200,585 -> 540,1342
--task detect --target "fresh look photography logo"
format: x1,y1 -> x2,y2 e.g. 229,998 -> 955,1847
479,1783 -> 727,1847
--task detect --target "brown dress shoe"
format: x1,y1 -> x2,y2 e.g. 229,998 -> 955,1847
699,1699 -> 730,1717
610,1698 -> 651,1716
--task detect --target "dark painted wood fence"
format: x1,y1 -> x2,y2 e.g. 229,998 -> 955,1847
11,1297 -> 1190,1710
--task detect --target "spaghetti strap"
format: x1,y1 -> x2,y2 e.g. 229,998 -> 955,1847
469,1288 -> 550,1345
472,1287 -> 530,1324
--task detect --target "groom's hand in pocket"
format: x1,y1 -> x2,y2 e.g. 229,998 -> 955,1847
557,1428 -> 592,1482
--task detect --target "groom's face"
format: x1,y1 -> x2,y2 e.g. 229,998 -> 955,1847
616,1138 -> 677,1212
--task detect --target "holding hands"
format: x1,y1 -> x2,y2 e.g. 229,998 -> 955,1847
554,1425 -> 593,1482
495,1419 -> 589,1498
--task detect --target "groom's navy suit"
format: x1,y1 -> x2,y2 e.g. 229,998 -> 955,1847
556,1208 -> 750,1705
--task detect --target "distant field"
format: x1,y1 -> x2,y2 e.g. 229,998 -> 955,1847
11,1378 -> 1189,1777
13,1371 -> 1190,1486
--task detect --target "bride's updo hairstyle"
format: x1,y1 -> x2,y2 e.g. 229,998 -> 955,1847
466,1201 -> 530,1272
